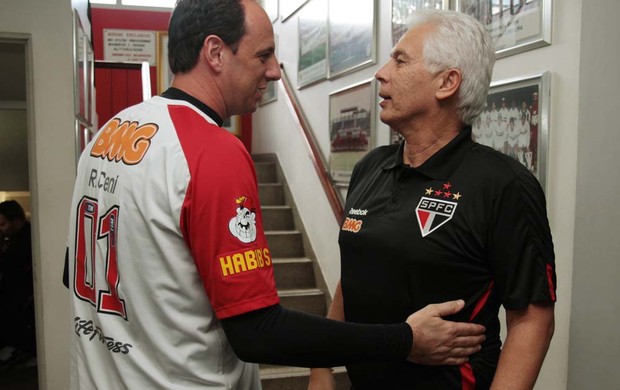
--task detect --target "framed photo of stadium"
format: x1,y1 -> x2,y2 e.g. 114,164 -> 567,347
297,0 -> 328,88
328,0 -> 377,79
391,0 -> 449,46
472,72 -> 550,189
328,79 -> 375,183
454,0 -> 552,59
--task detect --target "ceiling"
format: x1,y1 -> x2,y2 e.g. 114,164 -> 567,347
0,42 -> 26,102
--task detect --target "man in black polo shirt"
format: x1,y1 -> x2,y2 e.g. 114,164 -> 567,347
309,9 -> 556,390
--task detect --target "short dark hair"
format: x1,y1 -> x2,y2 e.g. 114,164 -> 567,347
168,0 -> 246,74
0,200 -> 26,221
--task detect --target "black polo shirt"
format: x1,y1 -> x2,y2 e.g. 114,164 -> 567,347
339,127 -> 556,389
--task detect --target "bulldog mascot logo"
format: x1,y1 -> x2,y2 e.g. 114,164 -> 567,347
229,196 -> 258,243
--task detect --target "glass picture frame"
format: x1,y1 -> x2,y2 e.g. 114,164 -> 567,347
281,0 -> 309,22
328,79 -> 376,183
328,0 -> 377,79
391,0 -> 449,46
472,71 -> 550,189
223,115 -> 242,137
259,81 -> 278,106
297,0 -> 328,88
454,0 -> 552,59
73,11 -> 87,123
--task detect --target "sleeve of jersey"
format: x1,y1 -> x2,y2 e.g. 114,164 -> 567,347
172,107 -> 279,319
488,172 -> 557,310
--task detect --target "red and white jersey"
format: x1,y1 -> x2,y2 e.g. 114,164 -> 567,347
66,96 -> 279,389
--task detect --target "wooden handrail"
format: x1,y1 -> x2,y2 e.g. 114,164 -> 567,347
277,64 -> 344,223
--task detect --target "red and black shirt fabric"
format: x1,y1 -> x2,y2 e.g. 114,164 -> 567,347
339,127 -> 556,389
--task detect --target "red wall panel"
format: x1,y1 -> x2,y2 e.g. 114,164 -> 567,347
91,7 -> 252,152
91,8 -> 171,126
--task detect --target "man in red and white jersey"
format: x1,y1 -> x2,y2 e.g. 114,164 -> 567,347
64,1 -> 486,389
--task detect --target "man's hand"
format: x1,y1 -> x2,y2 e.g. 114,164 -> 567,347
307,368 -> 336,390
406,300 -> 485,365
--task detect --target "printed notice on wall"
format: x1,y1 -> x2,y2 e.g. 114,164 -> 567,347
103,29 -> 156,66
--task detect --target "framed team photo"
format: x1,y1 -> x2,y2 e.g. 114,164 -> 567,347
328,79 -> 376,183
297,0 -> 328,88
472,72 -> 550,189
328,0 -> 377,79
391,0 -> 449,46
454,0 -> 552,59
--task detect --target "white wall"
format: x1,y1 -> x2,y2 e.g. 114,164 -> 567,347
253,1 -> 584,388
568,0 -> 620,389
1,0 -> 88,388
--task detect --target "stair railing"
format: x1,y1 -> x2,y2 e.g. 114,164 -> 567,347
276,64 -> 344,223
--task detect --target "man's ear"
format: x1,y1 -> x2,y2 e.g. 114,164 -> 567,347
435,68 -> 461,101
202,35 -> 225,72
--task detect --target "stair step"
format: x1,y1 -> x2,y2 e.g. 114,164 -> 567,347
260,366 -> 351,390
259,183 -> 285,205
255,161 -> 278,183
266,230 -> 304,258
273,258 -> 316,289
262,205 -> 294,231
278,288 -> 325,316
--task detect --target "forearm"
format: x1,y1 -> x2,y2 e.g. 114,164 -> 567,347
221,303 -> 411,368
490,303 -> 555,390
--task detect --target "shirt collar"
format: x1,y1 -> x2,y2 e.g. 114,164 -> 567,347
382,126 -> 474,180
161,87 -> 224,127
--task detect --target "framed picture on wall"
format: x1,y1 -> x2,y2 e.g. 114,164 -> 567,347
328,79 -> 375,183
73,10 -> 87,123
391,0 -> 449,46
328,0 -> 377,79
454,0 -> 552,58
86,41 -> 94,124
223,115 -> 242,137
281,0 -> 309,22
297,0 -> 328,88
259,81 -> 278,106
472,72 -> 550,189
157,31 -> 173,94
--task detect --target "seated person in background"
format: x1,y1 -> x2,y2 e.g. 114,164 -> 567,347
0,200 -> 36,366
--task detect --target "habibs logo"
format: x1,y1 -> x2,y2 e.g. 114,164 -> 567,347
229,196 -> 258,243
91,118 -> 158,165
415,182 -> 462,237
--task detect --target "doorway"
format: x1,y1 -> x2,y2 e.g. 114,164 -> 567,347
0,36 -> 38,390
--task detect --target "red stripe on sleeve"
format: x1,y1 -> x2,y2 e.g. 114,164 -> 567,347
546,263 -> 556,301
468,281 -> 494,322
460,362 -> 476,390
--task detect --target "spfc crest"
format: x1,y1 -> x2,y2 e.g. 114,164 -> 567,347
415,197 -> 458,237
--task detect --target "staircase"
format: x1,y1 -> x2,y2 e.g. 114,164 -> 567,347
253,154 -> 351,390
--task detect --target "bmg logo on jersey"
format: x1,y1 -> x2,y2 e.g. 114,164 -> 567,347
416,197 -> 458,237
91,118 -> 158,165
